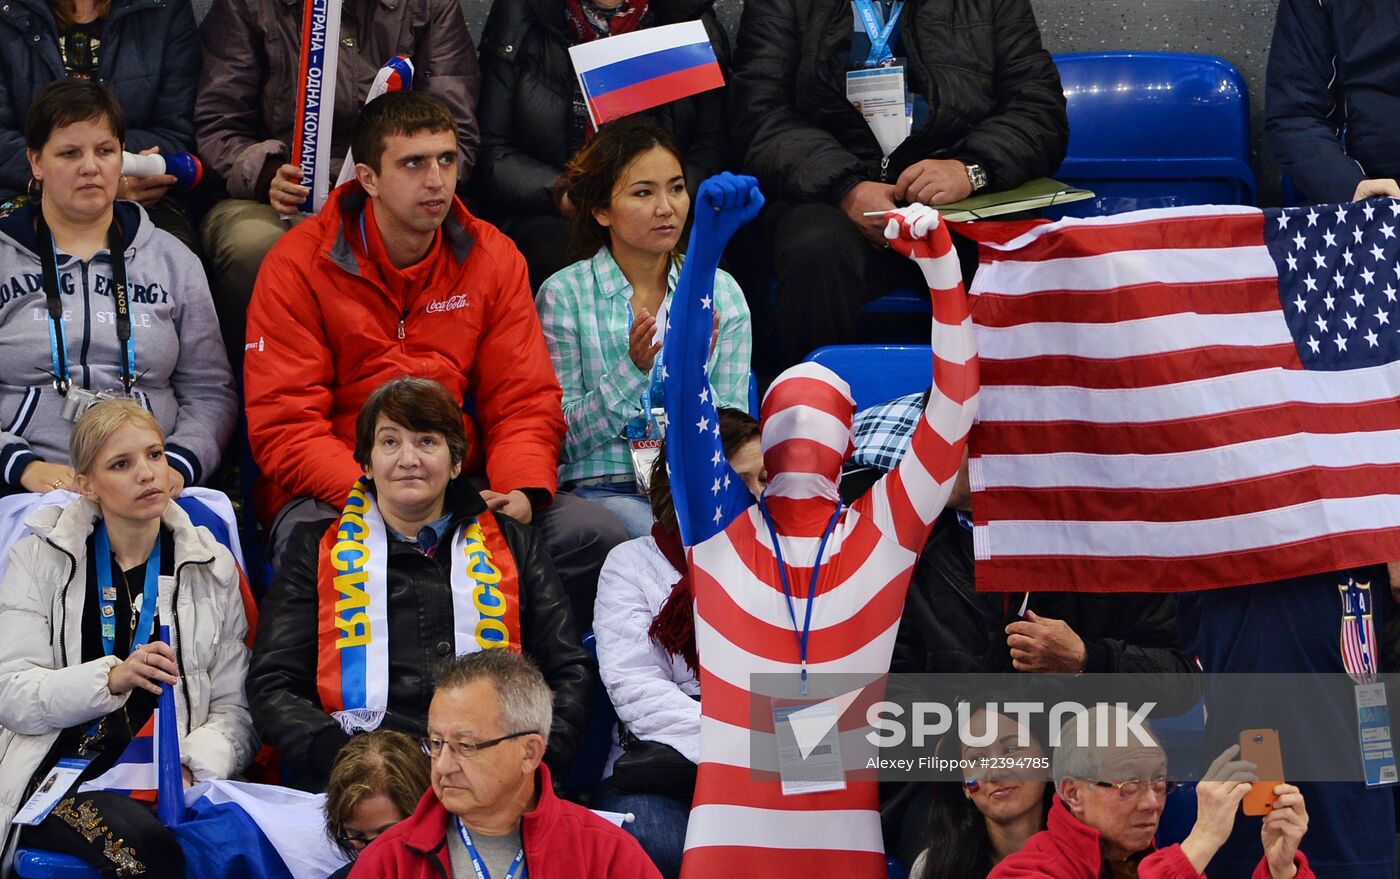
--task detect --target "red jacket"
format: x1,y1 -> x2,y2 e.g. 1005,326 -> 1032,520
989,797 -> 1313,879
349,764 -> 662,879
244,182 -> 565,522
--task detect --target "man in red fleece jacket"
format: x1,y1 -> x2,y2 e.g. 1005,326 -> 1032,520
244,91 -> 625,624
351,650 -> 660,879
991,706 -> 1314,879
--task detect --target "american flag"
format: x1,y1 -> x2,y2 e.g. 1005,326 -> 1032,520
964,199 -> 1400,593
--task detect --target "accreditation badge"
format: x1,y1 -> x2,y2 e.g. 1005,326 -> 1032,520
773,701 -> 846,796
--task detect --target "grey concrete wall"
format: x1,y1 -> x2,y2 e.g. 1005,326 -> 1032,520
190,0 -> 1285,202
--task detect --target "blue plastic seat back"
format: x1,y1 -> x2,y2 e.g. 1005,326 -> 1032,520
13,849 -> 101,879
1050,51 -> 1257,215
804,345 -> 930,411
560,631 -> 620,798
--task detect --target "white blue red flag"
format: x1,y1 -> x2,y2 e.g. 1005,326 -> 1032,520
291,0 -> 342,213
963,199 -> 1400,593
335,56 -> 414,188
568,20 -> 724,129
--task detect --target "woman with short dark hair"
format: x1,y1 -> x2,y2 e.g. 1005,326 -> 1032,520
0,0 -> 201,246
0,79 -> 235,498
249,378 -> 594,793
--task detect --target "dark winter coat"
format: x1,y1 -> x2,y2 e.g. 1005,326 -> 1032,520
473,0 -> 730,219
0,0 -> 199,195
731,0 -> 1068,203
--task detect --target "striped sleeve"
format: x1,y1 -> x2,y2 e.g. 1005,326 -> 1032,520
853,207 -> 980,552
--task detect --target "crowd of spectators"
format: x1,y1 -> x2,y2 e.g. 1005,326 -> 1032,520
0,0 -> 1393,876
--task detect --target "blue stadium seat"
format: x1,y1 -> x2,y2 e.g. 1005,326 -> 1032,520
1050,52 -> 1257,216
804,345 -> 930,411
12,850 -> 100,879
561,631 -> 620,799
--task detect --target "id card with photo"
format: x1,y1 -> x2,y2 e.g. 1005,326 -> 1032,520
12,757 -> 89,825
846,66 -> 909,157
1356,683 -> 1398,787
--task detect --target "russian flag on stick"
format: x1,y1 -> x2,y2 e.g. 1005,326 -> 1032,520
568,20 -> 724,128
335,55 -> 414,188
290,0 -> 343,213
172,780 -> 350,879
78,627 -> 185,822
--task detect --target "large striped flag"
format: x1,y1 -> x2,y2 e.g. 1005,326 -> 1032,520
568,20 -> 724,129
963,199 -> 1400,593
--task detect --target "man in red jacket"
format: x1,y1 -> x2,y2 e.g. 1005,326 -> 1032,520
244,90 -> 625,624
991,706 -> 1314,879
352,650 -> 661,879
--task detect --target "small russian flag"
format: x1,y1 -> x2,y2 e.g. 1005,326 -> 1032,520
568,20 -> 725,128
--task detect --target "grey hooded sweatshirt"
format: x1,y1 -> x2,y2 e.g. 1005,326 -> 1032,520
0,199 -> 235,486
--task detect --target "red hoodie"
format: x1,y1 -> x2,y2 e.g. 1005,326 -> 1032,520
989,797 -> 1313,879
350,764 -> 661,879
244,182 -> 565,522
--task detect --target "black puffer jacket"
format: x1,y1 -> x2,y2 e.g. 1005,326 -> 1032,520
248,482 -> 594,792
473,0 -> 730,218
0,0 -> 199,196
731,0 -> 1068,203
893,510 -> 1200,712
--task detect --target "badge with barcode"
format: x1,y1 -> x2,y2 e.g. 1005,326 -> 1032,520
1357,683 -> 1397,787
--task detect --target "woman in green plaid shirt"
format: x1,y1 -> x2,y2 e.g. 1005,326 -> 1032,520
538,117 -> 752,539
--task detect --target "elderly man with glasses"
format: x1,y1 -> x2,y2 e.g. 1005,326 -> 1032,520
990,706 -> 1315,879
350,650 -> 661,878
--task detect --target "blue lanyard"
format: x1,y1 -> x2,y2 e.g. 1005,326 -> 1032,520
35,210 -> 135,394
625,306 -> 667,440
456,819 -> 526,879
94,523 -> 161,657
854,0 -> 904,67
758,499 -> 843,696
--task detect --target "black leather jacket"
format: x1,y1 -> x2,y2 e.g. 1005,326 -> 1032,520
248,482 -> 594,791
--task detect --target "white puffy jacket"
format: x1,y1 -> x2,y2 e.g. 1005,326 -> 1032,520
593,536 -> 701,776
0,498 -> 256,837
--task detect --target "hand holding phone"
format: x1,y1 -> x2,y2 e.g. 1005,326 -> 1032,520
1239,729 -> 1284,816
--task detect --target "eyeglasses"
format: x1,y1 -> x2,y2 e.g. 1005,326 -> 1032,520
420,731 -> 535,761
1092,777 -> 1179,799
334,829 -> 383,857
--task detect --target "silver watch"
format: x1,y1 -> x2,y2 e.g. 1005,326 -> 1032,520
963,162 -> 988,192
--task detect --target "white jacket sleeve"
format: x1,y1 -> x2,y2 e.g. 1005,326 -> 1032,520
593,539 -> 701,764
0,537 -> 128,735
181,559 -> 257,780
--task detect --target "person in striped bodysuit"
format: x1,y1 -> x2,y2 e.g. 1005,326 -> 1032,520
661,174 -> 980,877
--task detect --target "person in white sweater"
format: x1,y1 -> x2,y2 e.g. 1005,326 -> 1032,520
592,407 -> 765,879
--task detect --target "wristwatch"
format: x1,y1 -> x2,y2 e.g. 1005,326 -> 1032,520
962,162 -> 988,193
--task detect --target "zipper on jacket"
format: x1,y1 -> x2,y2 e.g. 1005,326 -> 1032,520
398,307 -> 408,340
41,535 -> 79,668
880,155 -> 890,182
78,261 -> 92,389
172,554 -> 215,731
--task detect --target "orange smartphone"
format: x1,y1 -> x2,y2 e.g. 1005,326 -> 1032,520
1239,729 -> 1284,816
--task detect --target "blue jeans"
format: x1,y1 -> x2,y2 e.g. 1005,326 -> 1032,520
569,479 -> 654,540
593,780 -> 690,879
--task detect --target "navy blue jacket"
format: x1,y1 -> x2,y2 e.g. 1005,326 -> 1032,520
1266,0 -> 1400,204
0,0 -> 199,196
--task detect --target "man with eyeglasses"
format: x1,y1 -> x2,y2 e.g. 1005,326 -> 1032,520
350,650 -> 661,878
990,705 -> 1315,879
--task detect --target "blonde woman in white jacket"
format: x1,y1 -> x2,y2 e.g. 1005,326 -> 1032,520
0,399 -> 255,876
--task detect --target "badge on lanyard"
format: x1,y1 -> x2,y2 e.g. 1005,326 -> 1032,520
1340,578 -> 1396,787
847,0 -> 910,156
773,701 -> 847,796
12,757 -> 91,826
